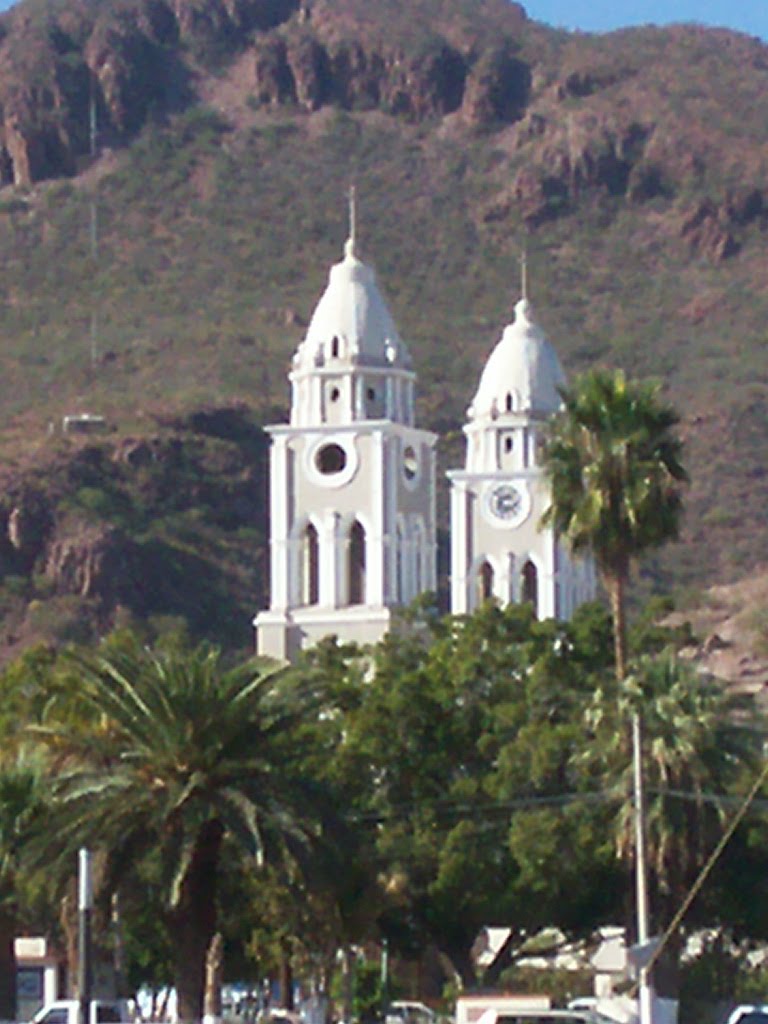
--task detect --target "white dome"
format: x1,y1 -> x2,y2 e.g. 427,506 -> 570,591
293,239 -> 412,372
468,298 -> 565,420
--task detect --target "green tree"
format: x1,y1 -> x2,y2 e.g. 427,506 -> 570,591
542,368 -> 687,681
32,638 -> 335,1022
0,757 -> 48,1020
337,603 -> 622,989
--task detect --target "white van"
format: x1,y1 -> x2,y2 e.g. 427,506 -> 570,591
30,999 -> 133,1024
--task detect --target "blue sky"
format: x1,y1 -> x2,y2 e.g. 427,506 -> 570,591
0,0 -> 765,40
522,1 -> 768,40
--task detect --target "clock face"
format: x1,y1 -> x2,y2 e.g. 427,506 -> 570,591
486,483 -> 529,526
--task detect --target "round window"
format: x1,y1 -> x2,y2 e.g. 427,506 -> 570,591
315,443 -> 347,475
403,445 -> 419,480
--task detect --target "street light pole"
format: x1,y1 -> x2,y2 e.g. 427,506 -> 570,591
632,713 -> 654,1024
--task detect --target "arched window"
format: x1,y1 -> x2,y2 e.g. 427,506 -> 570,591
331,336 -> 340,358
477,560 -> 494,604
301,523 -> 319,605
505,392 -> 514,412
522,560 -> 538,615
348,520 -> 366,605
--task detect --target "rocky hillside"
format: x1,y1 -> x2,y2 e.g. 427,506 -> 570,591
0,405 -> 270,657
0,0 -> 765,657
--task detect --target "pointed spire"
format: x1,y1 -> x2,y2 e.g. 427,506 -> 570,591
515,246 -> 532,325
344,183 -> 357,259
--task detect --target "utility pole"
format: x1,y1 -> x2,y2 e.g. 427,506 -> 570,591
632,713 -> 654,1024
78,848 -> 93,1024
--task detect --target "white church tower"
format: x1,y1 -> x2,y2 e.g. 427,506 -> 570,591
255,199 -> 437,661
447,285 -> 595,620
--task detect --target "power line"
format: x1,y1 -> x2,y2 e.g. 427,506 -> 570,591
344,784 -> 768,829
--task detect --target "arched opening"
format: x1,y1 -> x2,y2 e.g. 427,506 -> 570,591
505,392 -> 514,412
522,560 -> 538,615
301,523 -> 319,605
331,336 -> 340,358
476,560 -> 494,605
348,520 -> 366,606
316,442 -> 346,475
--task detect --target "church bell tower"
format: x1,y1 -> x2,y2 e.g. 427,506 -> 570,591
255,198 -> 437,660
447,285 -> 595,620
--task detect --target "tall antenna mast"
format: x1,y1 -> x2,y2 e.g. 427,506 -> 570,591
88,76 -> 99,370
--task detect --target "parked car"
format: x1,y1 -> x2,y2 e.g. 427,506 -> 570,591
726,1007 -> 768,1024
385,1002 -> 436,1024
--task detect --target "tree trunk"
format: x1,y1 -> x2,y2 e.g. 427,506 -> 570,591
339,946 -> 353,1024
203,933 -> 224,1024
608,567 -> 628,681
172,820 -> 225,1024
112,892 -> 128,997
443,943 -> 477,990
0,906 -> 17,1021
59,886 -> 78,997
481,928 -> 519,987
278,937 -> 294,1010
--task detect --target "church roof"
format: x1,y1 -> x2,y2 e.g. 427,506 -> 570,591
292,237 -> 412,373
468,297 -> 565,420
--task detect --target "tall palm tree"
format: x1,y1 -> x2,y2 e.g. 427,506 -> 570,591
580,652 -> 762,988
583,654 -> 760,904
542,368 -> 687,681
32,639 -> 333,1022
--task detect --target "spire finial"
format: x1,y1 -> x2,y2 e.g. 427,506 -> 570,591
520,246 -> 528,302
345,183 -> 357,258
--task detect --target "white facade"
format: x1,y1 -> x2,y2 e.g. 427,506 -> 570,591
448,297 -> 595,620
255,232 -> 437,661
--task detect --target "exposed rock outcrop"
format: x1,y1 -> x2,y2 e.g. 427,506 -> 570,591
461,45 -> 530,126
0,0 -> 299,184
254,34 -> 476,120
677,199 -> 739,262
44,524 -> 138,602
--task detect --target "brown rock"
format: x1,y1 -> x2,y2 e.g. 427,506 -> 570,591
286,35 -> 331,110
724,186 -> 764,225
556,65 -> 637,100
385,43 -> 466,120
327,40 -> 385,109
253,36 -> 296,105
510,167 -> 569,227
5,490 -> 52,569
461,46 -> 530,127
113,439 -> 157,468
679,199 -> 739,261
44,524 -> 136,601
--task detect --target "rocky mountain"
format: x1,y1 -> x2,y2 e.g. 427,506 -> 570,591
0,0 -> 765,659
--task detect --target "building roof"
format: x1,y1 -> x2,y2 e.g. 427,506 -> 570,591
468,298 -> 565,421
292,237 -> 412,374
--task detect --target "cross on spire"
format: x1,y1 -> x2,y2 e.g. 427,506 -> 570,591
345,183 -> 357,258
520,247 -> 528,302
